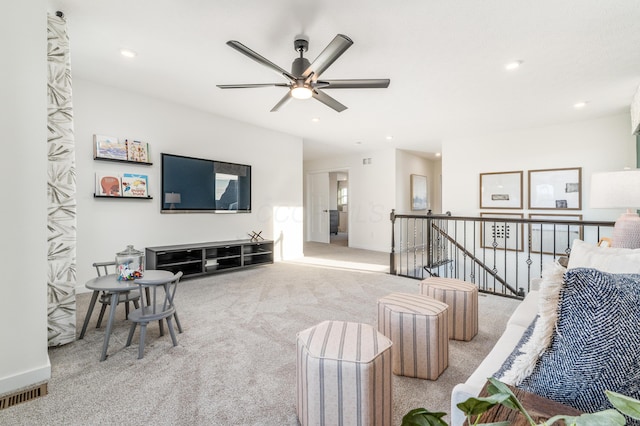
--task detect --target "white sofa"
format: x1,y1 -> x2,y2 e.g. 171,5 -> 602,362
449,288 -> 540,426
449,239 -> 640,426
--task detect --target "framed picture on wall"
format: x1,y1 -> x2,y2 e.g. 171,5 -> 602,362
529,213 -> 583,255
480,212 -> 524,251
528,167 -> 582,210
411,174 -> 428,211
479,171 -> 523,209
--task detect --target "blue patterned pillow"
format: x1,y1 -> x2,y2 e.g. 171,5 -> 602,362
518,268 -> 640,420
493,316 -> 538,379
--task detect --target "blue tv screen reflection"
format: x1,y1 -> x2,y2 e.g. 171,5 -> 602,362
161,153 -> 251,213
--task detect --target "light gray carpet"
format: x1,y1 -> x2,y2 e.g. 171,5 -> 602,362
0,242 -> 519,425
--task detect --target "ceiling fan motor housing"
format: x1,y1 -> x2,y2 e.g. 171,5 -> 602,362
291,57 -> 311,77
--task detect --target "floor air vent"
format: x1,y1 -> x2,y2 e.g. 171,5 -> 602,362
0,383 -> 48,410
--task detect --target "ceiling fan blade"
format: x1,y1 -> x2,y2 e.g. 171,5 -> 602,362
312,90 -> 347,112
226,40 -> 295,81
270,92 -> 293,112
217,83 -> 290,89
317,79 -> 390,89
302,34 -> 353,80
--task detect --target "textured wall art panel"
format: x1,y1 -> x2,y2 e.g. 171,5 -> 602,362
47,13 -> 77,346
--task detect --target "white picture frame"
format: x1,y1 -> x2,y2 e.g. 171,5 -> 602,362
411,174 -> 428,211
480,212 -> 524,252
479,171 -> 523,209
529,213 -> 583,255
528,167 -> 582,210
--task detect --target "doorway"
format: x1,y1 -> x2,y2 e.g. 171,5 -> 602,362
329,171 -> 349,247
306,170 -> 349,246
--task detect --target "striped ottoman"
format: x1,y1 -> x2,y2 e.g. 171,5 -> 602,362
420,277 -> 478,341
296,320 -> 392,426
377,292 -> 449,380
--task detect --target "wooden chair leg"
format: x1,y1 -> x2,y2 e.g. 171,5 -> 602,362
96,303 -> 108,328
166,317 -> 178,347
173,311 -> 183,333
126,323 -> 137,347
138,324 -> 147,359
158,319 -> 164,336
125,301 -> 130,318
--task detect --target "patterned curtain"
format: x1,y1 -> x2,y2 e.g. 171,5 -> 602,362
47,12 -> 77,347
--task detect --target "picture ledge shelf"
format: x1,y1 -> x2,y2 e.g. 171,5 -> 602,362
93,157 -> 153,166
93,194 -> 153,200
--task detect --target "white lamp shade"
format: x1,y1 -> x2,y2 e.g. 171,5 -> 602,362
591,169 -> 640,249
632,83 -> 640,134
590,170 -> 640,209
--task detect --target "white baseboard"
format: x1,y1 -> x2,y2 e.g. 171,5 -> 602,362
0,358 -> 51,396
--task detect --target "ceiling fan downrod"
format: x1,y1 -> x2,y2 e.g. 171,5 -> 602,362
292,35 -> 311,78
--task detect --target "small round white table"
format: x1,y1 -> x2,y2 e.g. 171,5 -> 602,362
80,270 -> 174,361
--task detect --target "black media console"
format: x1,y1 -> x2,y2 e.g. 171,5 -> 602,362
145,239 -> 274,278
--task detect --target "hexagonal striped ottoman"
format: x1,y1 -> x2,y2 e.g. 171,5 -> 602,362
377,292 -> 449,380
296,320 -> 393,426
420,277 -> 478,341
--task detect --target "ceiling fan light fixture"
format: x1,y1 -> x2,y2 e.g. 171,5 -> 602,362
291,86 -> 313,100
120,48 -> 137,58
505,60 -> 522,71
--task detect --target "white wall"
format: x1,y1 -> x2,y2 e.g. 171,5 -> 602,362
395,150 -> 442,214
0,1 -> 51,394
442,114 -> 635,221
304,148 -> 396,252
74,78 -> 304,290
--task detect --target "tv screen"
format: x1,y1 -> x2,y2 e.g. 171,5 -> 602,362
161,153 -> 251,213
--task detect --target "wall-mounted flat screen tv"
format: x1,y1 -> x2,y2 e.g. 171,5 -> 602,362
161,153 -> 251,213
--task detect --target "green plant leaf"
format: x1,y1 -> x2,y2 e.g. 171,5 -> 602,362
486,378 -> 538,425
486,378 -> 521,412
606,390 -> 640,420
545,409 -> 625,426
457,393 -> 511,416
401,408 -> 448,426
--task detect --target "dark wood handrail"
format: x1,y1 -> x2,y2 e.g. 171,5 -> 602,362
429,221 -> 521,296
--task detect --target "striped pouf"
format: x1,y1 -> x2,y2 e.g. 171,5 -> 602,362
420,277 -> 478,341
296,320 -> 393,426
377,292 -> 449,380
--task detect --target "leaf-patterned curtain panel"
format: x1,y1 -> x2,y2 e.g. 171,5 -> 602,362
47,12 -> 77,347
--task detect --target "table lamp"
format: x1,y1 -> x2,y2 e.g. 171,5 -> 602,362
165,192 -> 181,209
590,169 -> 640,248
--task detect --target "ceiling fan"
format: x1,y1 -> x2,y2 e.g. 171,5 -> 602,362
216,34 -> 390,112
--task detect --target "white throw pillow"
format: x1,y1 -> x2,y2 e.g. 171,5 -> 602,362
567,239 -> 640,273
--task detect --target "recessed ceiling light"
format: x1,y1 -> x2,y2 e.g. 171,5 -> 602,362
574,101 -> 588,109
435,153 -> 441,157
505,60 -> 523,71
120,48 -> 137,58
311,117 -> 320,122
385,136 -> 393,140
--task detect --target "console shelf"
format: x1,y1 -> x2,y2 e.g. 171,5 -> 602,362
145,239 -> 273,278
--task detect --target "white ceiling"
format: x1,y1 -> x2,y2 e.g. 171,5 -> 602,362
47,0 -> 640,160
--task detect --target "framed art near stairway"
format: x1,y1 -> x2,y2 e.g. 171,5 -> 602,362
529,213 -> 583,255
411,174 -> 428,211
480,212 -> 524,252
479,171 -> 523,209
528,167 -> 582,210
